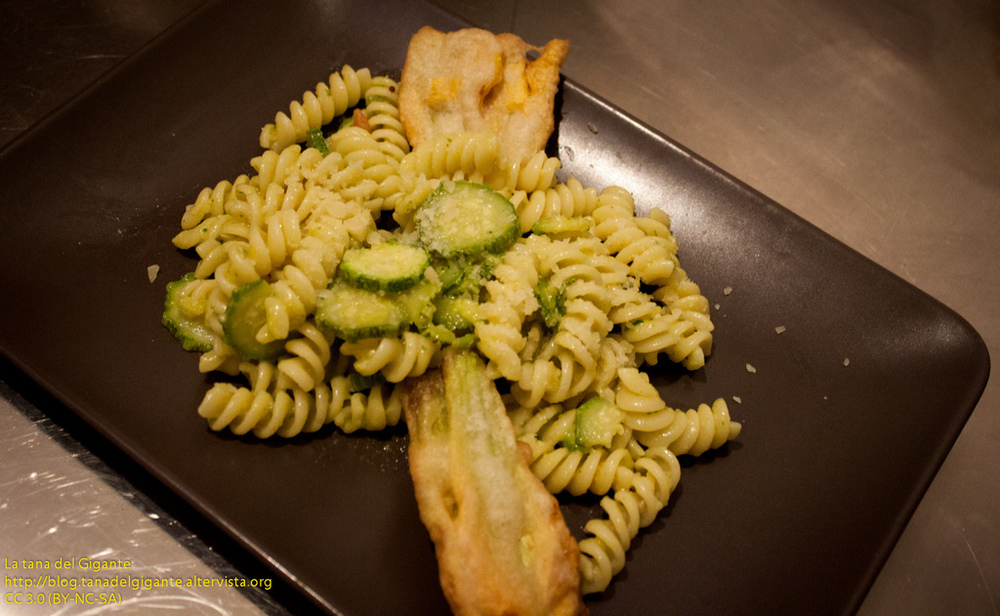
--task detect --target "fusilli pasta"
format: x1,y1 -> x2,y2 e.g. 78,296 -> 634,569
260,65 -> 373,151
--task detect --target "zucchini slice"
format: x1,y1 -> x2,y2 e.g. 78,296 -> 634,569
305,127 -> 331,156
531,215 -> 593,236
316,281 -> 408,343
162,273 -> 214,352
569,396 -> 624,451
416,181 -> 520,257
398,278 -> 442,330
433,294 -> 480,334
339,243 -> 430,293
535,278 -> 567,329
223,280 -> 286,361
431,253 -> 500,296
348,370 -> 387,392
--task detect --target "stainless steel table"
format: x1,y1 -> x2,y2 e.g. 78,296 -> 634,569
2,1 -> 996,614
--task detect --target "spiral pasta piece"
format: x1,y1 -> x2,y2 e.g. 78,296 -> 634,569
260,65 -> 373,151
177,182 -> 264,260
363,75 -> 410,162
577,444 -> 681,594
651,260 -> 712,319
263,208 -> 302,270
508,235 -> 620,403
536,446 -> 634,497
340,331 -> 441,383
252,200 -> 368,345
509,176 -> 599,233
635,398 -> 742,456
182,166 -> 335,294
578,490 -> 640,595
276,322 -> 336,392
198,339 -> 240,376
198,381 -> 272,435
507,358 -> 559,410
293,197 -> 372,287
591,335 -> 635,398
258,264 -> 315,342
173,212 -> 231,252
548,292 -> 611,393
613,367 -> 677,432
508,401 -> 569,443
591,183 -> 634,215
607,283 -> 659,327
197,362 -> 318,438
169,275 -> 222,337
511,349 -> 595,406
475,241 -> 539,380
195,240 -> 260,293
622,306 -> 713,370
251,145 -> 327,194
195,183 -> 316,297
330,382 -> 404,433
316,126 -> 403,214
489,150 -> 561,193
592,186 -> 678,286
197,357 -> 408,439
399,131 -> 502,182
178,179 -> 242,232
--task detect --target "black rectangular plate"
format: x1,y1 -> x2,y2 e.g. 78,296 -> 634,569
0,0 -> 989,614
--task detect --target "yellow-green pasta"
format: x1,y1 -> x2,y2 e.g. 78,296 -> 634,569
259,65 -> 373,151
399,131 -> 503,182
252,145 -> 327,193
196,355 -> 405,438
613,367 -> 678,432
259,264 -> 317,342
277,322 -> 336,392
508,177 -> 599,233
262,210 -> 302,272
534,443 -> 636,497
328,381 -> 404,434
514,402 -> 636,497
508,150 -> 562,193
591,186 -> 678,285
610,282 -> 713,370
178,179 -> 241,232
197,361 -> 308,438
340,331 -> 441,383
363,75 -> 410,162
577,443 -> 681,594
197,339 -> 240,376
475,241 -> 539,380
512,350 -> 592,405
635,398 -> 742,456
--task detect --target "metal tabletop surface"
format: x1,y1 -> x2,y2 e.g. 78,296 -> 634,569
1,0 -> 997,614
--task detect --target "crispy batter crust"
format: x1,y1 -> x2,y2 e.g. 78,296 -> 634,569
404,350 -> 587,616
399,26 -> 570,162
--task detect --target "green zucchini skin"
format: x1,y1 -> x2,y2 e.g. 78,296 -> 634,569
565,396 -> 625,451
162,273 -> 215,352
432,253 -> 500,297
432,295 -> 480,334
223,280 -> 286,361
531,215 -> 593,236
415,181 -> 520,257
316,278 -> 442,343
315,281 -> 408,343
339,243 -> 430,293
535,278 -> 567,329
